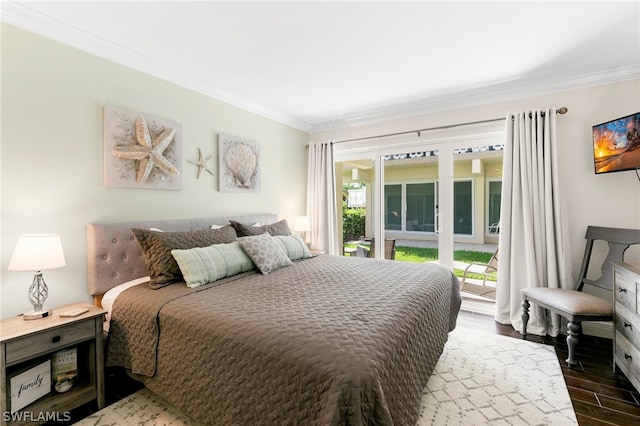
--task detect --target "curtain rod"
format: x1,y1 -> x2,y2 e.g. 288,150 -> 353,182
330,107 -> 568,144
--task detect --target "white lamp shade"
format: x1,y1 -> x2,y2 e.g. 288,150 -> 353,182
293,216 -> 311,233
8,234 -> 66,272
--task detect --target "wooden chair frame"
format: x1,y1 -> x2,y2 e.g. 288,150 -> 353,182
522,226 -> 640,366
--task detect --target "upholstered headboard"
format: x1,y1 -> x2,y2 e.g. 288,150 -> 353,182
86,213 -> 278,298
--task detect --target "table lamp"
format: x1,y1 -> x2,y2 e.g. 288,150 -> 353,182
293,216 -> 311,246
8,234 -> 66,320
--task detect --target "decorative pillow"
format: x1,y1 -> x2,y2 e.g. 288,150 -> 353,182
131,225 -> 238,288
273,235 -> 312,261
230,219 -> 292,237
237,233 -> 293,274
171,242 -> 255,288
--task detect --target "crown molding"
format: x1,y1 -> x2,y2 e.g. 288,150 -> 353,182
3,2 -> 638,135
309,64 -> 640,133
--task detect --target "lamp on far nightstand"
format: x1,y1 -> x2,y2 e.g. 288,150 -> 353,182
8,234 -> 66,320
293,216 -> 311,246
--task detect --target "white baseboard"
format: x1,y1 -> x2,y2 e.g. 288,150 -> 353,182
460,296 -> 496,316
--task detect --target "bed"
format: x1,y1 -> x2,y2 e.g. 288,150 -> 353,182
87,213 -> 461,425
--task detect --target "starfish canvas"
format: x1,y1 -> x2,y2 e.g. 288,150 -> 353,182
218,133 -> 261,193
104,106 -> 183,190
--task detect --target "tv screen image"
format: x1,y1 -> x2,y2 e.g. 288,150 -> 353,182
593,112 -> 640,174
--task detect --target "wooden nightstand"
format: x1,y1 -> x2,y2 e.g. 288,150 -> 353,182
0,302 -> 105,425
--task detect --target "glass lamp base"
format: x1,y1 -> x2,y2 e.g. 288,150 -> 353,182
23,308 -> 53,320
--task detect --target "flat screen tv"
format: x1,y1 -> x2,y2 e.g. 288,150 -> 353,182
593,112 -> 640,174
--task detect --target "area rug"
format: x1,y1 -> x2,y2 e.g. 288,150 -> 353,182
74,327 -> 577,425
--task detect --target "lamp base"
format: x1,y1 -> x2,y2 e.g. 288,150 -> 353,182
23,308 -> 53,320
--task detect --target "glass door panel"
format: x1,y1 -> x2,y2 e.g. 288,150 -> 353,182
336,158 -> 375,257
453,181 -> 473,235
382,149 -> 440,263
384,184 -> 402,231
406,183 -> 436,233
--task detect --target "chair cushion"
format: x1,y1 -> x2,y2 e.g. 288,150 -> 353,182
521,288 -> 612,316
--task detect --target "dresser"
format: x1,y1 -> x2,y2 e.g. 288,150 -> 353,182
613,262 -> 640,392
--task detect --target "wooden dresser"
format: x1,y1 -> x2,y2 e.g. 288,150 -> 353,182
613,262 -> 640,392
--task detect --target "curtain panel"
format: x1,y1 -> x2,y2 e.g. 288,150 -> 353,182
306,141 -> 339,254
495,108 -> 572,336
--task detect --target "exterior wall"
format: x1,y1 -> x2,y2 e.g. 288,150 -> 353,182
342,158 -> 500,246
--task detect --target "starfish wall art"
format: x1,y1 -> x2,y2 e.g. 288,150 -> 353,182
187,147 -> 214,179
104,106 -> 183,190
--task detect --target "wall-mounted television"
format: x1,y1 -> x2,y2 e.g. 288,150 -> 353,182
593,112 -> 640,174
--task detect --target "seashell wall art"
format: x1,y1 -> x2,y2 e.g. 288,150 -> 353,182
218,133 -> 261,193
104,106 -> 183,190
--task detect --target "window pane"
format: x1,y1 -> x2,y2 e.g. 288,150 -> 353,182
488,180 -> 501,234
454,181 -> 472,235
384,184 -> 402,230
406,183 -> 435,232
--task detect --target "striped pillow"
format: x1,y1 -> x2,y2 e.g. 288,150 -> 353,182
171,242 -> 255,288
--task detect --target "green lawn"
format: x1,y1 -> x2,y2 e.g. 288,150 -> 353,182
395,246 -> 493,264
344,244 -> 493,263
344,244 -> 496,279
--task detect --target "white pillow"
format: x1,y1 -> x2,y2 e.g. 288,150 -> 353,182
102,276 -> 150,332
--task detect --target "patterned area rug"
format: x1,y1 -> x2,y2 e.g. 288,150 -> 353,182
418,327 -> 577,425
75,327 -> 577,425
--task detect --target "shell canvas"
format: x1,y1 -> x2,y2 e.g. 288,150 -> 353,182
218,133 -> 261,193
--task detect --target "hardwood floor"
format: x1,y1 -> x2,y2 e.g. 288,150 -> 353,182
458,310 -> 640,426
59,310 -> 639,425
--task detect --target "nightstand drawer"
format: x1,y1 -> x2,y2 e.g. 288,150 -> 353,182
4,319 -> 96,365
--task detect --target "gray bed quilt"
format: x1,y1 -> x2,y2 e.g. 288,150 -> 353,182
107,254 -> 461,425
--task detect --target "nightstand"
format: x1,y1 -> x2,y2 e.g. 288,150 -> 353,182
0,302 -> 105,425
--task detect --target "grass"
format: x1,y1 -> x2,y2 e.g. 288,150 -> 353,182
344,244 -> 496,280
344,244 -> 494,264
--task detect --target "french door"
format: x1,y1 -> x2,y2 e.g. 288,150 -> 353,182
335,123 -> 504,271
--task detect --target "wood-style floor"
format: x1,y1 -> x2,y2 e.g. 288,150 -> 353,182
458,310 -> 640,426
59,310 -> 640,425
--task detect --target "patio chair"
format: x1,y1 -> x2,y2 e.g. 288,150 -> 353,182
459,249 -> 498,300
521,226 -> 640,366
356,238 -> 396,259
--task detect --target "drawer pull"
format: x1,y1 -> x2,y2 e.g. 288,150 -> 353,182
618,287 -> 627,293
625,353 -> 632,361
52,335 -> 61,343
624,322 -> 632,329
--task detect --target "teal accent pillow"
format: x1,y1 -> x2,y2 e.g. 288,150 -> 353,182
171,242 -> 255,288
274,235 -> 312,260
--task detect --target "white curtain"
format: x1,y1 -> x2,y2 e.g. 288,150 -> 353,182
495,108 -> 572,336
306,141 -> 339,254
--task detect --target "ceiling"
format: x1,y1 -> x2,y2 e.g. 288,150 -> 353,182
2,1 -> 639,132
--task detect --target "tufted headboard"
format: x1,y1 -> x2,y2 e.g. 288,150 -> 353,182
86,213 -> 278,300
